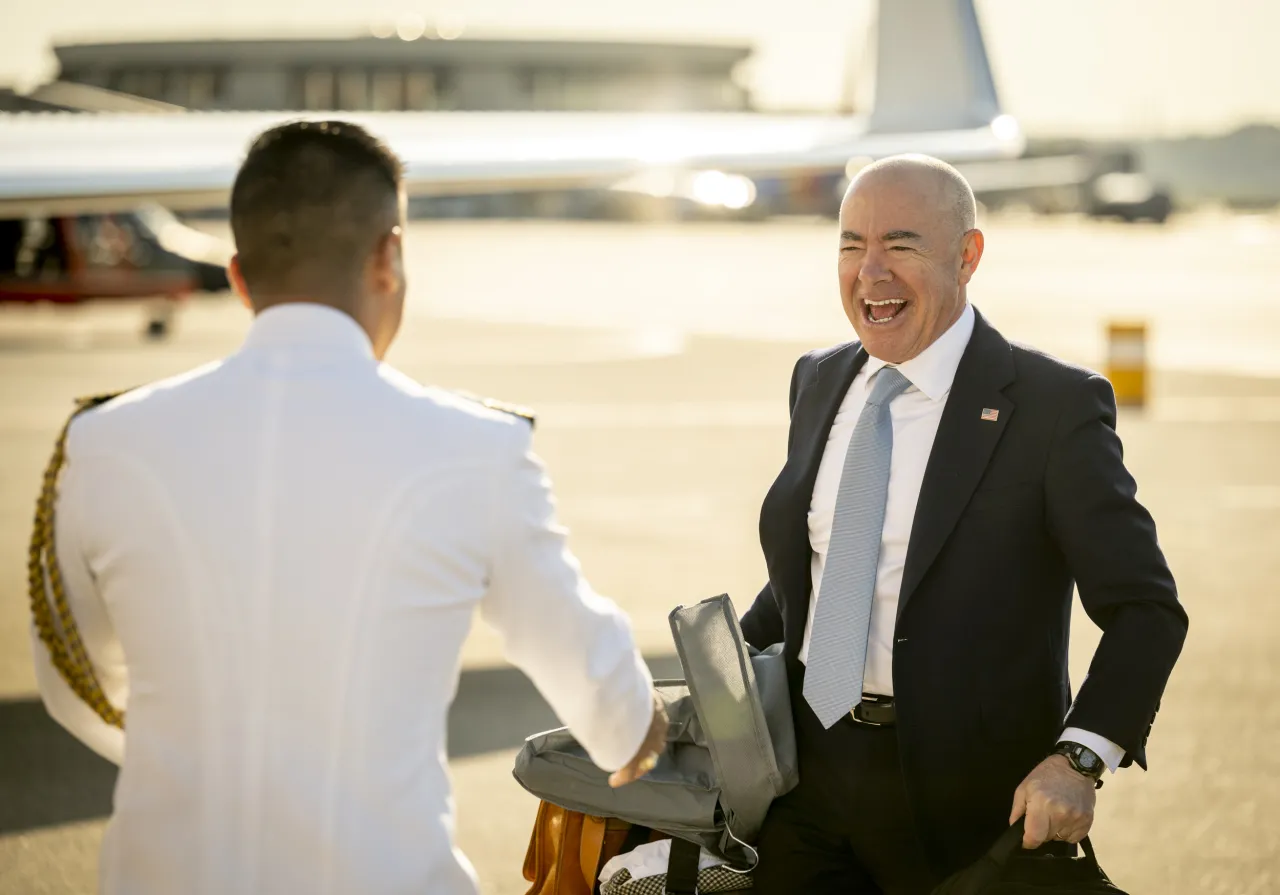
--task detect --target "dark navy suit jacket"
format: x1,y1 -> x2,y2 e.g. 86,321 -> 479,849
740,306 -> 1188,872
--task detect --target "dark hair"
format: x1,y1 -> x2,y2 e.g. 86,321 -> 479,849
230,120 -> 404,296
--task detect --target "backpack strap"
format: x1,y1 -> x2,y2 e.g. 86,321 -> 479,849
28,392 -> 127,729
664,838 -> 701,895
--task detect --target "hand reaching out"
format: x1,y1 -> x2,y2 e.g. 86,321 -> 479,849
608,693 -> 668,788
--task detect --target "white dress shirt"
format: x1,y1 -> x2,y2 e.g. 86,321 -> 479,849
797,303 -> 1123,771
30,303 -> 655,895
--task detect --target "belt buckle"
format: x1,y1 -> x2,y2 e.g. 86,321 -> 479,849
851,695 -> 895,727
850,705 -> 885,727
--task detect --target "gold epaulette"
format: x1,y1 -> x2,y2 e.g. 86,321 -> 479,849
455,390 -> 537,429
73,391 -> 126,412
28,390 -> 129,729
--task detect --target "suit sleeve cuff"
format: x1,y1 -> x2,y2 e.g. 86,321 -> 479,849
1060,727 -> 1125,773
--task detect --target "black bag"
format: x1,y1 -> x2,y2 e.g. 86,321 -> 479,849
931,818 -> 1128,895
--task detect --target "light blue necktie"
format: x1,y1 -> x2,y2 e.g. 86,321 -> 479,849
803,366 -> 913,729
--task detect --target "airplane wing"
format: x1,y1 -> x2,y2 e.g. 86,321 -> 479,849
0,109 -> 1023,218
0,111 -> 663,216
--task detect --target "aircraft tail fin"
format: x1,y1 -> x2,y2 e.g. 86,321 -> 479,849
863,0 -> 1003,134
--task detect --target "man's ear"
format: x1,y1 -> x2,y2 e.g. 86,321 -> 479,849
371,227 -> 404,294
958,229 -> 985,285
227,255 -> 252,310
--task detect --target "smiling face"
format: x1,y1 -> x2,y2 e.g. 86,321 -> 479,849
837,158 -> 985,363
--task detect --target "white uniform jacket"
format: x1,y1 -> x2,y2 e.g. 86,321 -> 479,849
31,303 -> 655,895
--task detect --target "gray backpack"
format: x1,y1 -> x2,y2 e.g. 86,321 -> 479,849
512,594 -> 799,871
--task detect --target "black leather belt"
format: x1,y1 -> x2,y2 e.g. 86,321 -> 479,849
851,694 -> 896,727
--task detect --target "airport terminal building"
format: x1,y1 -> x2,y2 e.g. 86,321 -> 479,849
49,35 -> 752,114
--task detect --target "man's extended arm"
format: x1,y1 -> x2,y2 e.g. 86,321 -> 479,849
480,425 -> 657,774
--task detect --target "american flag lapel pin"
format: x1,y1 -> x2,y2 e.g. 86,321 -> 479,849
980,408 -> 1000,422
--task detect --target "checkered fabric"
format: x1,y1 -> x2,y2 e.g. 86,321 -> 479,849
600,865 -> 753,894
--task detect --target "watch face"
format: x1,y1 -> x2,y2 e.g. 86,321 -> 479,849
1077,748 -> 1102,772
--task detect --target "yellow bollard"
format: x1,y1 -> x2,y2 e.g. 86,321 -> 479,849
1106,322 -> 1148,407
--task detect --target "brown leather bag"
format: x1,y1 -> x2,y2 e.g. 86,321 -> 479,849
521,801 -> 661,895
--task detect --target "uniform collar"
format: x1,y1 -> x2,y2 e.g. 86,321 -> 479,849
861,301 -> 975,402
239,302 -> 376,362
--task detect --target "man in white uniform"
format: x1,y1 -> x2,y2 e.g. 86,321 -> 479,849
29,120 -> 665,895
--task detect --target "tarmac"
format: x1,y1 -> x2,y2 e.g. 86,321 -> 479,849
1,214 -> 1278,893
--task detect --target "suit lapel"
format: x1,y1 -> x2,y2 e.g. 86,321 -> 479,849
794,343 -> 867,505
767,342 -> 867,642
898,310 -> 1017,618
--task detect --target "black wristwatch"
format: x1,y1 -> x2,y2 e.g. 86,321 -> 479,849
1052,741 -> 1106,787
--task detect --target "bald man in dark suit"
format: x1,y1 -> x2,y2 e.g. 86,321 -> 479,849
740,155 -> 1187,894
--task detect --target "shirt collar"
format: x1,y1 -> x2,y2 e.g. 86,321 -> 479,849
238,302 -> 376,362
861,302 -> 975,402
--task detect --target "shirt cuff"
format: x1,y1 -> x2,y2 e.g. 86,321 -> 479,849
1059,727 -> 1125,773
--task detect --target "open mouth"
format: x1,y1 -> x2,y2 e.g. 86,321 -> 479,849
862,297 -> 908,326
